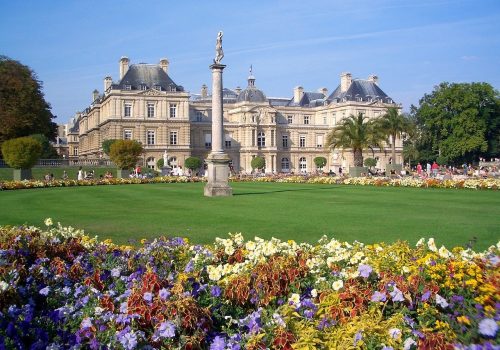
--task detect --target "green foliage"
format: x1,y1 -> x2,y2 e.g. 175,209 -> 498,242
184,156 -> 202,171
102,139 -> 118,156
251,156 -> 265,170
412,82 -> 500,164
326,113 -> 385,167
109,140 -> 143,169
1,136 -> 42,169
30,134 -> 59,158
313,156 -> 327,169
156,158 -> 165,169
0,56 -> 57,151
376,107 -> 412,164
364,157 -> 377,167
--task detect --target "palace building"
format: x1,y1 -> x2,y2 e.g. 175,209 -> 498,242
71,56 -> 401,173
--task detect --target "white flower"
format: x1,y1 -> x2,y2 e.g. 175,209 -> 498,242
435,294 -> 449,308
427,238 -> 437,252
224,244 -> 235,256
438,246 -> 451,258
94,307 -> 104,316
288,293 -> 300,305
416,238 -> 425,247
311,289 -> 318,298
44,218 -> 53,226
332,280 -> 343,291
389,328 -> 401,340
0,281 -> 8,292
207,265 -> 222,281
403,337 -> 416,350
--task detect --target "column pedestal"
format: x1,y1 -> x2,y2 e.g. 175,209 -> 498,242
204,153 -> 233,196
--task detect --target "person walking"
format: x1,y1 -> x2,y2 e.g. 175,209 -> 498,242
417,162 -> 423,176
77,167 -> 84,180
431,161 -> 439,177
426,162 -> 431,177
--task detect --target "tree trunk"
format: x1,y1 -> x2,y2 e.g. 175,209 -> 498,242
353,148 -> 363,167
391,133 -> 397,165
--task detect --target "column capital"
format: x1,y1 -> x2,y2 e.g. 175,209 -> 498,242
209,63 -> 226,70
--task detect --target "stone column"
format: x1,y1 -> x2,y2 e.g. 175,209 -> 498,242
204,63 -> 232,196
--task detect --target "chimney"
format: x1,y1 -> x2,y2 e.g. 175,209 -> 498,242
318,87 -> 328,97
235,86 -> 242,95
294,86 -> 304,103
92,89 -> 99,102
160,58 -> 169,73
104,76 -> 112,91
201,84 -> 208,98
340,72 -> 352,92
119,56 -> 130,80
368,74 -> 379,85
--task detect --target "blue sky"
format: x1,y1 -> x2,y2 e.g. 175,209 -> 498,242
1,0 -> 499,124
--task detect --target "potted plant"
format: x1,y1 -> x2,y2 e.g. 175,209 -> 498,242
1,136 -> 42,180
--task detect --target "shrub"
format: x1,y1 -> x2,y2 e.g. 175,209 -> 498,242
30,134 -> 59,158
157,158 -> 165,169
109,140 -> 143,170
314,156 -> 327,169
102,139 -> 118,156
251,156 -> 265,170
364,157 -> 377,167
184,156 -> 202,171
1,136 -> 42,169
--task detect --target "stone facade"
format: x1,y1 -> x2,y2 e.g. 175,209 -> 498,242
74,57 -> 402,174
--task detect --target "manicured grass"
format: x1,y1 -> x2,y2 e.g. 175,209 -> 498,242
0,182 -> 499,250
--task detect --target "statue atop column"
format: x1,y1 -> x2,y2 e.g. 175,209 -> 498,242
214,31 -> 224,64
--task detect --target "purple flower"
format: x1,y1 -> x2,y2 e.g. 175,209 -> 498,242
358,264 -> 373,278
390,286 -> 404,302
210,335 -> 226,350
143,292 -> 153,302
382,347 -> 394,350
158,321 -> 176,338
118,329 -> 138,350
478,318 -> 498,337
211,285 -> 221,297
354,331 -> 363,345
421,290 -> 431,302
371,291 -> 387,302
81,317 -> 92,329
159,288 -> 170,300
39,286 -> 50,296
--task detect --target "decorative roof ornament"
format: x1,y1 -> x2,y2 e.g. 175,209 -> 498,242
214,31 -> 224,64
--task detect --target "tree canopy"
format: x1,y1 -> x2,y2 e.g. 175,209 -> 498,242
376,107 -> 412,165
0,56 -> 57,151
109,140 -> 143,170
184,156 -> 202,171
1,136 -> 42,169
251,156 -> 265,170
411,82 -> 500,164
326,113 -> 385,167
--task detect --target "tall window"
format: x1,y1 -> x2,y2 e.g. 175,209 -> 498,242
147,103 -> 155,118
257,132 -> 266,147
124,129 -> 132,140
281,157 -> 290,172
73,147 -> 78,156
204,133 -> 212,148
170,104 -> 177,118
225,134 -> 231,148
299,157 -> 307,173
124,103 -> 132,117
323,114 -> 327,125
169,131 -> 178,145
147,130 -> 155,145
282,135 -> 288,148
304,115 -> 310,125
287,115 -> 293,124
251,129 -> 255,146
299,135 -> 306,148
316,134 -> 324,148
146,157 -> 155,169
195,111 -> 203,121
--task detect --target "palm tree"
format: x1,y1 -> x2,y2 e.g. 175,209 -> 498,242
326,113 -> 385,168
377,107 -> 410,165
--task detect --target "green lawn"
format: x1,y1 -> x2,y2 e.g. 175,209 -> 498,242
0,182 -> 499,250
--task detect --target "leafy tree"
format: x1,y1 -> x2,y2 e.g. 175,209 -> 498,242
102,139 -> 118,156
325,113 -> 385,167
313,156 -> 327,169
1,136 -> 42,169
157,158 -> 165,169
184,156 -> 202,171
0,56 -> 57,151
30,134 -> 59,158
364,157 -> 377,168
109,140 -> 143,170
251,156 -> 265,171
411,82 -> 500,164
376,107 -> 411,164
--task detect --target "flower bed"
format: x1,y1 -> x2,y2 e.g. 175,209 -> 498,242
0,222 -> 498,349
1,175 -> 499,191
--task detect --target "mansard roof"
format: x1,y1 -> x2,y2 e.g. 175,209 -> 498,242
115,64 -> 183,91
327,79 -> 393,103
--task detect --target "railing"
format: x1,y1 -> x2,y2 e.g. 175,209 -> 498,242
0,159 -> 117,168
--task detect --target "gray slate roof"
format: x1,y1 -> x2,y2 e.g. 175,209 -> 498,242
236,86 -> 267,103
327,80 -> 393,103
114,64 -> 183,91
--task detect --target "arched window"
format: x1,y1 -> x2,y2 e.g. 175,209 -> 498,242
146,157 -> 156,169
170,156 -> 177,167
257,132 -> 266,147
299,157 -> 307,173
281,157 -> 290,172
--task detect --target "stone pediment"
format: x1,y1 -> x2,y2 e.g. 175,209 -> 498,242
249,106 -> 277,124
138,89 -> 163,96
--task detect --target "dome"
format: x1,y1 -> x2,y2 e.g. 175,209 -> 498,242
236,66 -> 267,103
236,87 -> 267,103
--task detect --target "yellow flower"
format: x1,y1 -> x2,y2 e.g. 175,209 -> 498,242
457,315 -> 471,325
